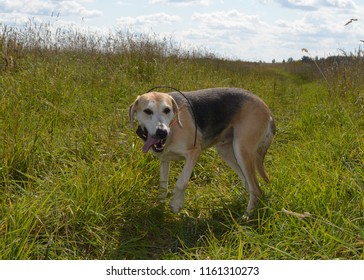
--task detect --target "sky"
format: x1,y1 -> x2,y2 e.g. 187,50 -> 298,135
0,0 -> 363,62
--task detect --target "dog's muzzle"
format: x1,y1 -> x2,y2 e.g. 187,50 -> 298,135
136,125 -> 167,153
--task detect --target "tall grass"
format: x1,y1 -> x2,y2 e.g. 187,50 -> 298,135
0,22 -> 363,260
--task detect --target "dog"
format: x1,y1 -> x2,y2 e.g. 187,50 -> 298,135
128,87 -> 276,219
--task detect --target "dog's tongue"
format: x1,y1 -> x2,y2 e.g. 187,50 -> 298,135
142,134 -> 159,153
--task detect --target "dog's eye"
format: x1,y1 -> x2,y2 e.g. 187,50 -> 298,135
163,108 -> 171,114
143,108 -> 153,115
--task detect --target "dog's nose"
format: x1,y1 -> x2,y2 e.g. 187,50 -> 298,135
156,128 -> 168,139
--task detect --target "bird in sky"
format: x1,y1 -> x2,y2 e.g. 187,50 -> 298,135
344,18 -> 358,26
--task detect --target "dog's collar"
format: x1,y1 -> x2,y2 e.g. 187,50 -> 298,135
169,117 -> 178,127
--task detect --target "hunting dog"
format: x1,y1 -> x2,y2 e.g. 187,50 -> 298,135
128,87 -> 275,219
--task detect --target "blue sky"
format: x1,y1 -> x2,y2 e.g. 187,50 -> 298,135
1,0 -> 363,61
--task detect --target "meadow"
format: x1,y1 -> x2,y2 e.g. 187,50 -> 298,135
0,22 -> 363,259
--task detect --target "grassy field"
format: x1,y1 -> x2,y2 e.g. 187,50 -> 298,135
0,23 -> 363,260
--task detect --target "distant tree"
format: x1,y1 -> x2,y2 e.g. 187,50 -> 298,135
287,57 -> 294,63
301,56 -> 312,63
272,59 -> 276,64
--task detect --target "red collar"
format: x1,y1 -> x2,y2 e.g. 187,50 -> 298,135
169,118 -> 178,127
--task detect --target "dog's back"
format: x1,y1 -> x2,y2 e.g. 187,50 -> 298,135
169,88 -> 253,140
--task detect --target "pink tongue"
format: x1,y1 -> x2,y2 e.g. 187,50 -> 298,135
142,134 -> 160,153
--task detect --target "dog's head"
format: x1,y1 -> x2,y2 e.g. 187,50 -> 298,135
128,92 -> 182,153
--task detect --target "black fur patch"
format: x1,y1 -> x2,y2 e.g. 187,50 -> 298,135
169,88 -> 251,140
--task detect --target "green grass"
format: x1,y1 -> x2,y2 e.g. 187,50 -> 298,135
0,23 -> 363,260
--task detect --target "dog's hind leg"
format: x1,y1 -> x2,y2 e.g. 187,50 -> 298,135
159,161 -> 170,203
170,149 -> 200,213
227,122 -> 264,220
217,137 -> 261,219
256,116 -> 275,184
234,145 -> 261,219
216,138 -> 248,190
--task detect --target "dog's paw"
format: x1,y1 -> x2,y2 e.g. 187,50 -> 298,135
170,200 -> 182,213
241,213 -> 250,222
170,205 -> 182,213
170,188 -> 186,213
158,191 -> 168,204
170,196 -> 184,213
241,210 -> 253,221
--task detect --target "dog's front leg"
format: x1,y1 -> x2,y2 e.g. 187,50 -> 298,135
159,160 -> 170,203
170,150 -> 200,213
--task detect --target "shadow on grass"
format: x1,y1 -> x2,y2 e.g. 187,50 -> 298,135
110,196 -> 260,260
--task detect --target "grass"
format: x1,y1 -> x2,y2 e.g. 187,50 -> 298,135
0,22 -> 363,260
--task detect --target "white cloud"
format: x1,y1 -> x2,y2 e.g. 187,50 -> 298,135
267,0 -> 358,10
57,1 -> 102,18
0,0 -> 102,19
0,0 -> 53,14
192,10 -> 267,32
175,10 -> 272,60
116,1 -> 132,6
321,0 -> 358,9
274,17 -> 319,36
173,3 -> 364,61
0,11 -> 30,25
117,12 -> 181,29
148,0 -> 212,6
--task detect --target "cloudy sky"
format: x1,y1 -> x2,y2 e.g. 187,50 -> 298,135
1,0 -> 363,61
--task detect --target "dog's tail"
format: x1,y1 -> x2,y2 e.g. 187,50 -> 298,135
256,115 -> 276,183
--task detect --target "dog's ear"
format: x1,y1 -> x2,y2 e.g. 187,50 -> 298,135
128,97 -> 140,128
171,97 -> 183,128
